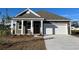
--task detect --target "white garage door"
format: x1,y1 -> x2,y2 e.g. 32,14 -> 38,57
55,26 -> 68,34
55,23 -> 68,34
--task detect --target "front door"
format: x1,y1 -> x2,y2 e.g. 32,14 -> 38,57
34,21 -> 40,34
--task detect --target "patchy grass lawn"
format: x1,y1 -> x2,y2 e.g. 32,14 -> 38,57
71,30 -> 79,37
0,35 -> 46,50
71,30 -> 79,34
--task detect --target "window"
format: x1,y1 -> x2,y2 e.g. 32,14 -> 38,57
18,21 -> 21,29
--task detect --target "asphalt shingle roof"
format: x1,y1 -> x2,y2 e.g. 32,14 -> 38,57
37,11 -> 69,20
16,10 -> 70,21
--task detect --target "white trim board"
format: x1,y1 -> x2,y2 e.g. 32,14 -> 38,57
15,8 -> 41,17
13,18 -> 44,21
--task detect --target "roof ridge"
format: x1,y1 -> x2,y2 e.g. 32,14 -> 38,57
27,8 -> 41,17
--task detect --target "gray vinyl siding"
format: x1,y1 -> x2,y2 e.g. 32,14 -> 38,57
44,22 -> 55,35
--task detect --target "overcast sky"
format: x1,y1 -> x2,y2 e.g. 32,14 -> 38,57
0,8 -> 79,21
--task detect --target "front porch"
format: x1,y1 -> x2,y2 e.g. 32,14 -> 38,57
11,18 -> 44,35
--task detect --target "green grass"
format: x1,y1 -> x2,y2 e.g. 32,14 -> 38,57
71,30 -> 79,34
0,30 -> 10,36
71,30 -> 79,32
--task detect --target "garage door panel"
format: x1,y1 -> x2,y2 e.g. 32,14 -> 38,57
55,26 -> 68,34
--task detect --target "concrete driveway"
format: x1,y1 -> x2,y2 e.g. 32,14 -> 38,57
44,35 -> 79,50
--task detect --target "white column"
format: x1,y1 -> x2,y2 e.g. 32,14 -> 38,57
21,20 -> 24,35
40,20 -> 43,35
15,21 -> 17,34
11,20 -> 13,35
70,21 -> 71,34
31,20 -> 33,35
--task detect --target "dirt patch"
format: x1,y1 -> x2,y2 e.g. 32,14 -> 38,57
0,35 -> 46,50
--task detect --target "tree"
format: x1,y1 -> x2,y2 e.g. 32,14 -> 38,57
71,21 -> 79,28
5,8 -> 12,20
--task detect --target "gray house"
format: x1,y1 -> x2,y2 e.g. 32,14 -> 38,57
11,8 -> 71,35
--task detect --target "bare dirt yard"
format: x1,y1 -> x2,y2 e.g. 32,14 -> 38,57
0,35 -> 46,50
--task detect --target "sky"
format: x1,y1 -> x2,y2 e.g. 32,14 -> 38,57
0,8 -> 79,21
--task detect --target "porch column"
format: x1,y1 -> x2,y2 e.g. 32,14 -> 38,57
40,20 -> 43,35
69,21 -> 71,34
21,20 -> 24,35
15,21 -> 17,34
31,20 -> 33,35
11,20 -> 13,35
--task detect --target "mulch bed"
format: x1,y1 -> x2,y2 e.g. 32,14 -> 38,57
0,35 -> 46,50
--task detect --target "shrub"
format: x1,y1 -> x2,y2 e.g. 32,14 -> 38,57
0,24 -> 11,36
0,30 -> 10,36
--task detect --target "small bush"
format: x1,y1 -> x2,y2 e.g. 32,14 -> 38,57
0,24 -> 11,36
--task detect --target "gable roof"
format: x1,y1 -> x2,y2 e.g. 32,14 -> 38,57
16,8 -> 41,18
15,8 -> 70,21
